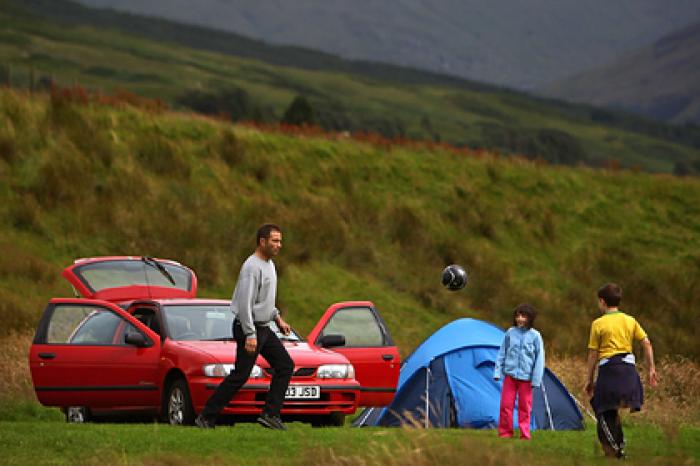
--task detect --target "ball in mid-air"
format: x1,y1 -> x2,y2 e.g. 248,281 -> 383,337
442,264 -> 468,291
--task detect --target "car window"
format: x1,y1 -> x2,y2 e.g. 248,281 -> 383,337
73,260 -> 192,293
164,305 -> 232,341
47,305 -> 130,345
132,308 -> 162,336
162,304 -> 301,341
320,307 -> 384,347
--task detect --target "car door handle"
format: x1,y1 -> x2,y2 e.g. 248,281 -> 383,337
382,354 -> 394,361
38,352 -> 56,360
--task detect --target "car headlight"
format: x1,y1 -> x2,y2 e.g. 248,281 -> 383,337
317,364 -> 355,379
203,364 -> 263,378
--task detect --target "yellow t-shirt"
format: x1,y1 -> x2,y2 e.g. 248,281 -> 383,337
588,311 -> 648,360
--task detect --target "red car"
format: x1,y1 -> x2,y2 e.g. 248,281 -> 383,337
29,257 -> 400,426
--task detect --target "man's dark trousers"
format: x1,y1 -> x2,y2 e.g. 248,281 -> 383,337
199,322 -> 294,422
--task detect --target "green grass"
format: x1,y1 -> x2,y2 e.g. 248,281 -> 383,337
0,401 -> 697,465
1,1 -> 699,173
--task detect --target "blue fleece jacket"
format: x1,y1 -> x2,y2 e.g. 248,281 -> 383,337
494,326 -> 545,387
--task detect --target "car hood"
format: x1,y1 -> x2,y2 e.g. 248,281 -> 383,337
172,340 -> 350,367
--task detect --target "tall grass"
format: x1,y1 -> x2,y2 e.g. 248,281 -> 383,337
0,332 -> 34,401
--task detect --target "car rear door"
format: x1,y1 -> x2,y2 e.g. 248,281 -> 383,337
29,298 -> 161,409
307,301 -> 400,406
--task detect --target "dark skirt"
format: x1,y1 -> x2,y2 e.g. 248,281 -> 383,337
591,355 -> 644,414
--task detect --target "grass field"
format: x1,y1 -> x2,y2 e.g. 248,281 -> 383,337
2,331 -> 699,465
0,401 -> 698,465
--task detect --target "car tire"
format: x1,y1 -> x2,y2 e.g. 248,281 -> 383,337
65,406 -> 91,423
165,378 -> 195,426
311,412 -> 345,427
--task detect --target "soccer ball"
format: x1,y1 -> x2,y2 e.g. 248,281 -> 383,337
442,264 -> 468,291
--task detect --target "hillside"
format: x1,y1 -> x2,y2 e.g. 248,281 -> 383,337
2,0 -> 700,175
543,22 -> 700,125
1,89 -> 699,360
75,0 -> 700,91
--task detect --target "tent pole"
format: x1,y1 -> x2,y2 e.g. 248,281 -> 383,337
425,367 -> 430,428
357,407 -> 373,426
541,380 -> 555,431
572,394 -> 597,422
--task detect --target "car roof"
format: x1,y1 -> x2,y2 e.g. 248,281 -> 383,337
120,298 -> 230,307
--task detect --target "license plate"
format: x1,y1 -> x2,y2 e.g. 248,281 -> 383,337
285,385 -> 320,399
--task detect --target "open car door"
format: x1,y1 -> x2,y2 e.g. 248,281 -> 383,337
62,256 -> 197,301
29,298 -> 161,410
307,301 -> 400,406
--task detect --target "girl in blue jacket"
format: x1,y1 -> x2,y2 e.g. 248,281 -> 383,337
494,304 -> 545,439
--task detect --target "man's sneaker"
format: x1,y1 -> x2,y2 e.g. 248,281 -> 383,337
257,413 -> 288,431
195,414 -> 215,429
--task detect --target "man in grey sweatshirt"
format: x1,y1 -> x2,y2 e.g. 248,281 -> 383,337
196,224 -> 294,430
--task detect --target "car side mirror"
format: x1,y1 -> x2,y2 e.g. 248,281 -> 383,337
318,334 -> 345,348
125,332 -> 151,347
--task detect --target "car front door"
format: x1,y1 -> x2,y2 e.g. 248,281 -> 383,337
307,301 -> 400,406
29,298 -> 161,410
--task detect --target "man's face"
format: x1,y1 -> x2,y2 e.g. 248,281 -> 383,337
260,231 -> 282,257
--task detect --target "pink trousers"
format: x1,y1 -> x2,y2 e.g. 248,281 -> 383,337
498,375 -> 533,439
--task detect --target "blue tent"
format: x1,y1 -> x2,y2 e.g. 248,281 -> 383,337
354,318 -> 583,430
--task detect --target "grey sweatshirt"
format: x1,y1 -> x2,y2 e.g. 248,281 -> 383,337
231,254 -> 279,339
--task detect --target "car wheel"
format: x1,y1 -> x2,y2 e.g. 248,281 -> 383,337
166,379 -> 195,426
65,406 -> 91,423
311,412 -> 345,427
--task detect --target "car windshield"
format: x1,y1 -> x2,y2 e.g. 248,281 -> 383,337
162,304 -> 302,342
73,259 -> 192,293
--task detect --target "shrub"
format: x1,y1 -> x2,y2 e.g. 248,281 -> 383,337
176,87 -> 253,122
282,95 -> 317,126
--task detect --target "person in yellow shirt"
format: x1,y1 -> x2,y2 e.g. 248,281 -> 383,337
585,283 -> 658,459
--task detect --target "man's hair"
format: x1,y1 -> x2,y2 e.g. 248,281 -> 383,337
598,283 -> 622,307
513,303 -> 537,328
256,223 -> 281,246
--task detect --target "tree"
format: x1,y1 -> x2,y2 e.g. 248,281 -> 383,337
176,87 -> 252,121
282,96 -> 316,126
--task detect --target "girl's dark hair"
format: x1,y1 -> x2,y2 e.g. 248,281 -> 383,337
598,283 -> 622,307
256,223 -> 281,246
513,303 -> 537,328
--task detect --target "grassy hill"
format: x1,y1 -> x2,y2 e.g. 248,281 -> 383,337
1,88 -> 700,360
543,22 -> 700,125
2,0 -> 700,174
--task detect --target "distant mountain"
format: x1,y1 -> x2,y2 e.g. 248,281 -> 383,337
541,22 -> 700,124
75,0 -> 700,91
